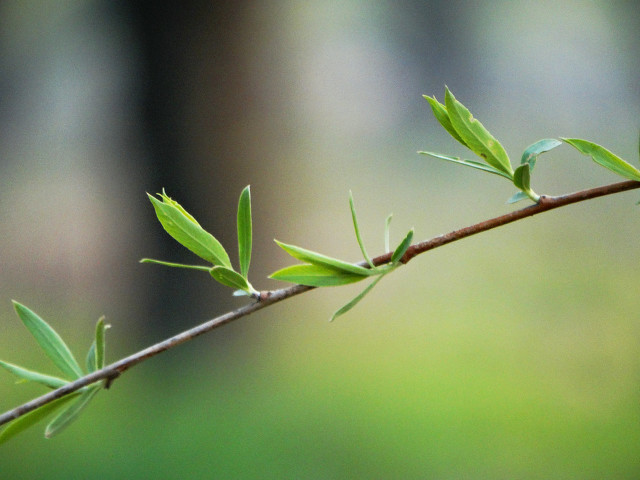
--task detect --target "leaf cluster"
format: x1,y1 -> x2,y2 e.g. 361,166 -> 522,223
421,87 -> 640,203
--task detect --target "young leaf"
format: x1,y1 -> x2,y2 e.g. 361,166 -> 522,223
330,274 -> 385,322
384,214 -> 393,253
0,392 -> 82,445
0,360 -> 69,389
520,138 -> 562,172
512,164 -> 531,191
506,191 -> 530,204
94,317 -> 106,371
210,266 -> 257,295
86,342 -> 97,373
444,88 -> 513,177
391,229 -> 414,264
237,185 -> 252,278
423,95 -> 468,147
349,191 -> 375,269
140,258 -> 212,272
269,264 -> 369,287
147,193 -> 232,268
274,241 -> 376,277
562,138 -> 640,181
12,301 -> 83,380
45,385 -> 101,438
418,152 -> 512,180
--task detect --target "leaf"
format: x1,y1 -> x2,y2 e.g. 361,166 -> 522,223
94,317 -> 106,371
269,264 -> 369,287
384,214 -> 393,253
0,392 -> 81,445
520,138 -> 562,172
423,95 -> 468,147
147,193 -> 232,268
210,266 -> 256,294
418,152 -> 512,180
86,342 -> 97,373
512,164 -> 531,191
444,88 -> 513,177
45,386 -> 101,438
139,258 -> 212,272
330,274 -> 386,322
237,185 -> 252,278
349,191 -> 375,269
391,229 -> 414,264
0,360 -> 69,389
506,191 -> 531,204
12,301 -> 83,380
562,138 -> 640,181
274,241 -> 375,277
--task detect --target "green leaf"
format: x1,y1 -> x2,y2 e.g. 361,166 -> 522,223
506,191 -> 530,204
349,191 -> 375,269
139,258 -> 212,272
274,241 -> 375,277
86,342 -> 96,373
330,274 -> 385,322
384,214 -> 393,253
444,88 -> 513,177
0,360 -> 68,389
0,392 -> 82,445
269,264 -> 369,287
94,317 -> 106,371
12,301 -> 83,380
391,229 -> 414,264
210,266 -> 257,295
513,164 -> 531,191
520,138 -> 562,172
562,138 -> 640,181
418,151 -> 513,180
237,185 -> 252,278
45,386 -> 101,438
423,95 -> 468,147
147,193 -> 232,268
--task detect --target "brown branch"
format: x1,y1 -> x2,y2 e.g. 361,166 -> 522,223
1,179 -> 638,428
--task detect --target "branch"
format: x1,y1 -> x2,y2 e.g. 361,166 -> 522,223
1,179 -> 638,428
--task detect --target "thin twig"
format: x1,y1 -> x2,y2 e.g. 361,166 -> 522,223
1,179 -> 638,427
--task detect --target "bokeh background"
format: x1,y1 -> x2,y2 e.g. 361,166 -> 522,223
1,1 -> 639,478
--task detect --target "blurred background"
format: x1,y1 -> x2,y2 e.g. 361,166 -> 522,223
1,1 -> 639,478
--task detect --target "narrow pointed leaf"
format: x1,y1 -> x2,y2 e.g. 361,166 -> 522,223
0,360 -> 69,389
139,258 -> 212,272
45,386 -> 101,438
0,392 -> 81,445
330,274 -> 385,322
384,214 -> 393,253
148,193 -> 232,268
423,95 -> 468,146
274,240 -> 375,276
12,301 -> 83,380
419,152 -> 512,180
86,342 -> 97,373
506,191 -> 530,204
562,138 -> 640,181
444,88 -> 513,177
513,164 -> 531,191
520,138 -> 562,172
269,264 -> 368,287
210,266 -> 256,294
94,317 -> 106,371
237,185 -> 252,278
349,191 -> 375,268
391,229 -> 414,264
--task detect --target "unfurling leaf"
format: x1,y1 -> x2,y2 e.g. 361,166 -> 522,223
391,229 -> 414,264
273,241 -> 375,277
269,264 -> 368,287
12,301 -> 83,380
562,138 -> 640,181
147,192 -> 232,268
513,164 -> 531,191
237,185 -> 252,278
444,88 -> 513,177
520,138 -> 562,172
423,95 -> 468,147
